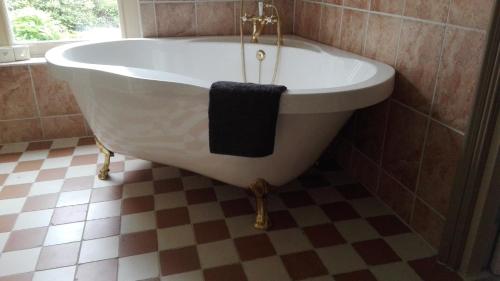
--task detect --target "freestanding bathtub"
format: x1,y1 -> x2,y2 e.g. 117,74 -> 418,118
46,36 -> 394,229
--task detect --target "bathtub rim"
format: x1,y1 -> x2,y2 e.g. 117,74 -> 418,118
45,35 -> 395,114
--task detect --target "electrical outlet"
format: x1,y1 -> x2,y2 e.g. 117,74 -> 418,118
0,47 -> 15,63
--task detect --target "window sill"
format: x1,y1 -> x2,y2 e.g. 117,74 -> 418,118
0,57 -> 46,67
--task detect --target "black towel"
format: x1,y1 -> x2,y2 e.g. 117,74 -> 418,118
209,81 -> 287,157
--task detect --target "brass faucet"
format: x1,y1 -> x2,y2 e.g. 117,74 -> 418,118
241,0 -> 282,44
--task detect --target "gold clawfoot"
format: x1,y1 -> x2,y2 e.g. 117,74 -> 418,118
95,138 -> 114,180
249,179 -> 271,230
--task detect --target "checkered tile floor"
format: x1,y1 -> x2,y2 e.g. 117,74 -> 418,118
0,137 -> 463,281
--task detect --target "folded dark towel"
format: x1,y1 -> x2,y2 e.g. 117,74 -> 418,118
209,81 -> 287,157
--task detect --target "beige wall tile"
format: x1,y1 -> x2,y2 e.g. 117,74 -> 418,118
197,2 -> 235,36
0,119 -> 43,144
0,66 -> 37,120
449,0 -> 494,30
364,14 -> 401,66
404,0 -> 450,23
340,9 -> 368,55
157,3 -> 196,37
41,115 -> 87,139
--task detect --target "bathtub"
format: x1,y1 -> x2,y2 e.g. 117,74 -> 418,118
46,36 -> 393,187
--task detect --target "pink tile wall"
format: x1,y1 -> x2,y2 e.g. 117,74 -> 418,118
0,63 -> 92,144
295,0 -> 493,248
138,0 -> 295,38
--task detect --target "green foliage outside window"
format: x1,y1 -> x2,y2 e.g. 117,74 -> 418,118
7,0 -> 119,41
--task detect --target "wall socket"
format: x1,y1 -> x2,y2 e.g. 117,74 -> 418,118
0,45 -> 31,63
0,46 -> 15,63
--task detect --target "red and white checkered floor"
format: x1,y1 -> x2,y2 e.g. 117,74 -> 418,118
0,137 -> 462,281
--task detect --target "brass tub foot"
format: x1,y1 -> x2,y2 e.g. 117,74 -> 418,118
250,179 -> 271,230
95,138 -> 114,180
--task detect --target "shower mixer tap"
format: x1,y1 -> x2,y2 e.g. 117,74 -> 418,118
240,0 -> 282,44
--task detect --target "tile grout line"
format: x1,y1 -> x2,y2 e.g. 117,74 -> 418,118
27,65 -> 45,142
409,0 -> 453,227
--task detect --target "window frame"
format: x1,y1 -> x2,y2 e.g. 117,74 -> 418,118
0,0 -> 142,57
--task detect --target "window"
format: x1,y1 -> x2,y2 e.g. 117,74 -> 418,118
5,0 -> 121,42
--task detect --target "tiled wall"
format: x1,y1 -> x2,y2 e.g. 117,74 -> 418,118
297,0 -> 494,249
138,0 -> 295,37
0,64 -> 92,144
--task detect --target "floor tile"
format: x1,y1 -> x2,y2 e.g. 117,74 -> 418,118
352,239 -> 402,265
91,185 -> 123,203
371,261 -> 423,281
28,180 -> 63,196
281,250 -> 328,280
87,200 -> 121,220
225,215 -> 262,238
321,202 -> 361,222
0,247 -> 41,277
0,214 -> 17,232
335,219 -> 380,243
71,154 -> 98,166
220,199 -> 254,218
385,233 -> 435,261
160,270 -> 202,281
79,236 -> 119,263
268,210 -> 298,231
123,182 -> 154,198
289,205 -> 330,227
408,256 -> 462,281
47,147 -> 74,158
0,272 -> 34,281
193,220 -> 230,244
36,242 -> 80,270
280,190 -> 315,208
3,227 -> 47,252
32,266 -> 75,281
316,244 -> 366,274
349,197 -> 393,218
22,194 -> 56,211
120,211 -> 156,234
197,239 -> 239,268
51,204 -> 88,225
66,164 -> 97,178
0,184 -> 31,200
0,233 -> 8,251
5,171 -> 38,186
119,230 -> 158,257
152,166 -> 181,181
26,141 -> 52,151
13,160 -> 44,173
303,223 -> 346,248
118,252 -> 159,281
203,264 -> 247,281
36,168 -> 67,182
188,202 -> 224,223
44,222 -> 84,246
333,270 -> 378,281
156,207 -> 190,229
154,192 -> 187,210
76,259 -> 118,281
124,169 -> 153,184
181,175 -> 212,190
56,189 -> 91,207
157,225 -> 195,250
243,256 -> 290,281
62,176 -> 94,191
213,184 -> 247,201
234,234 -> 276,261
13,209 -> 53,230
40,156 -> 72,170
185,188 -> 217,205
268,228 -> 313,255
160,246 -> 200,276
0,198 -> 26,215
121,195 -> 155,215
298,173 -> 331,189
367,215 -> 411,236
83,217 -> 121,240
153,178 -> 183,194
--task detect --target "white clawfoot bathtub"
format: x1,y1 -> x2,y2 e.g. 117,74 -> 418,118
46,36 -> 394,188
